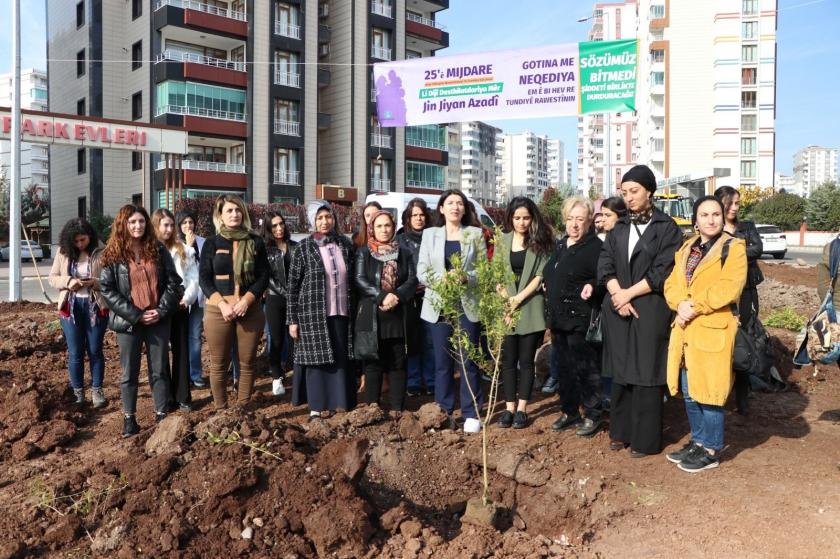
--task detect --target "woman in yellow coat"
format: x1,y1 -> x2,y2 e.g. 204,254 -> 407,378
664,196 -> 747,473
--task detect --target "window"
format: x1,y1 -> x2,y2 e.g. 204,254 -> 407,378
406,50 -> 422,60
740,160 -> 756,178
188,145 -> 227,163
77,196 -> 87,218
131,41 -> 142,70
132,0 -> 142,19
742,45 -> 757,62
650,4 -> 665,19
406,125 -> 446,150
274,148 -> 300,184
741,91 -> 756,109
131,193 -> 143,206
371,159 -> 391,191
371,28 -> 391,59
275,2 -> 301,38
77,49 -> 86,77
651,49 -> 665,63
406,161 -> 445,189
742,67 -> 756,85
651,72 -> 665,86
77,149 -> 86,174
741,137 -> 757,155
155,81 -> 247,119
741,114 -> 757,131
131,92 -> 143,120
742,21 -> 757,40
274,51 -> 301,87
742,0 -> 758,15
274,98 -> 300,121
76,1 -> 84,27
132,152 -> 142,171
76,98 -> 86,116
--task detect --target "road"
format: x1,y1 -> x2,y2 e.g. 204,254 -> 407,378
0,247 -> 826,303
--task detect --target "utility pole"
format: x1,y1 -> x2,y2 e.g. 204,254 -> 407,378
9,0 -> 22,301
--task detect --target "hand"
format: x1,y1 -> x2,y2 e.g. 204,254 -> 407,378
381,293 -> 399,311
611,289 -> 632,309
677,300 -> 696,322
185,230 -> 196,248
447,269 -> 466,284
676,316 -> 688,328
180,300 -> 188,309
508,295 -> 521,311
218,301 -> 236,322
232,298 -> 249,318
617,302 -> 639,319
141,309 -> 160,325
289,324 -> 299,339
68,278 -> 83,292
496,283 -> 508,297
581,284 -> 593,301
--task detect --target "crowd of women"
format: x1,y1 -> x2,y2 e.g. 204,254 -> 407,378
50,163 -> 761,473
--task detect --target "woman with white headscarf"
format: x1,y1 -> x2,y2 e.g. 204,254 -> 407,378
287,200 -> 356,419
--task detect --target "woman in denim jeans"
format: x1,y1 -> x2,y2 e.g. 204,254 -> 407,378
176,210 -> 207,388
49,218 -> 109,407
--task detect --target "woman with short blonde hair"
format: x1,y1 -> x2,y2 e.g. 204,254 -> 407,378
561,196 -> 594,222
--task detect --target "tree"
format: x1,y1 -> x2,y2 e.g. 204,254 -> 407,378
0,173 -> 50,240
751,191 -> 806,230
88,211 -> 114,242
738,185 -> 774,219
539,185 -> 574,229
806,181 -> 840,231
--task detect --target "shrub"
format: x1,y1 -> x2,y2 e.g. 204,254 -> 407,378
750,192 -> 806,230
805,181 -> 840,231
765,307 -> 807,331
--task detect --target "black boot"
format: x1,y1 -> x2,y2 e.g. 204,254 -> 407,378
122,415 -> 140,438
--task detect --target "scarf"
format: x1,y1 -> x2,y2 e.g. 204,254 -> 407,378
629,205 -> 654,225
220,225 -> 256,287
128,257 -> 158,311
367,210 -> 400,292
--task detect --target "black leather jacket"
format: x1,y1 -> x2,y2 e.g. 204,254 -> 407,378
266,239 -> 298,299
730,221 -> 764,288
99,244 -> 184,333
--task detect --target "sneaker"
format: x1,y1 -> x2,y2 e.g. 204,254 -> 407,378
73,388 -> 85,405
541,377 -> 559,394
666,441 -> 699,464
272,378 -> 286,396
463,417 -> 482,433
122,415 -> 140,438
155,412 -> 167,423
511,411 -> 528,429
678,447 -> 720,472
551,412 -> 581,432
91,387 -> 107,409
406,386 -> 423,397
497,410 -> 514,428
179,403 -> 192,412
191,378 -> 208,389
575,417 -> 603,438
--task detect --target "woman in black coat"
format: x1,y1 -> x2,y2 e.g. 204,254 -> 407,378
354,210 -> 418,416
715,185 -> 763,414
598,165 -> 683,457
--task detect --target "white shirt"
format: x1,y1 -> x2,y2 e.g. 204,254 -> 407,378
169,244 -> 200,306
628,221 -> 650,262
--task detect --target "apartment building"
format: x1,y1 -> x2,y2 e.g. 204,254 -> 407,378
498,132 -> 550,203
774,172 -> 796,195
547,138 -> 565,189
0,69 -> 50,195
47,0 -> 449,237
445,121 -> 501,207
792,145 -> 838,198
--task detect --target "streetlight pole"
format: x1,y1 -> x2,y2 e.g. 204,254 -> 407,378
9,0 -> 22,301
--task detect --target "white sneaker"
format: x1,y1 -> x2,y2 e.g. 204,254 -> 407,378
272,378 -> 286,396
463,417 -> 482,433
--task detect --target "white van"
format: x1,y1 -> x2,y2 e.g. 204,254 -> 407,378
365,192 -> 495,229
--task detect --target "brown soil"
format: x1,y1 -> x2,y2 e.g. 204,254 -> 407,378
0,265 -> 838,558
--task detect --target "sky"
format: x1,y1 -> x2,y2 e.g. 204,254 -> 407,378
0,0 -> 837,180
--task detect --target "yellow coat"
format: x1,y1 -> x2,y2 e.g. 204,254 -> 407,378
664,235 -> 747,406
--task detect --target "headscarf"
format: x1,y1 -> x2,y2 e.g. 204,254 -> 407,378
219,225 -> 256,287
307,200 -> 339,246
621,165 -> 657,225
367,210 -> 400,292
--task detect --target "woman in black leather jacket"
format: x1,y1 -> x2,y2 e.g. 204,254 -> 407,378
715,185 -> 763,413
262,211 -> 298,396
99,205 -> 184,438
353,210 -> 417,416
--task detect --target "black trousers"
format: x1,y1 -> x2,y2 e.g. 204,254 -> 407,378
117,319 -> 171,415
364,338 -> 407,411
552,329 -> 602,419
265,295 -> 292,379
166,308 -> 192,406
609,382 -> 664,455
736,287 -> 759,410
501,332 -> 543,403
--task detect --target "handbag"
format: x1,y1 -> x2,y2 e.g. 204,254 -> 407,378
720,238 -> 762,375
794,238 -> 840,366
585,308 -> 602,345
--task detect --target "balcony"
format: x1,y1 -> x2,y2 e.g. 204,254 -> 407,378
371,45 -> 392,60
155,104 -> 247,137
155,0 -> 247,37
371,133 -> 392,148
155,158 -> 247,189
407,179 -> 443,190
156,103 -> 245,121
155,50 -> 247,87
274,119 -> 301,136
405,12 -> 449,51
155,160 -> 245,174
371,178 -> 391,192
274,21 -> 301,39
274,170 -> 300,185
372,1 -> 393,18
274,70 -> 301,88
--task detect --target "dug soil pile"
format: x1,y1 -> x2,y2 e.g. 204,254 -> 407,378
0,263 -> 838,558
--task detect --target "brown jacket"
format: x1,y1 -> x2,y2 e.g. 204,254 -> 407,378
48,245 -> 107,311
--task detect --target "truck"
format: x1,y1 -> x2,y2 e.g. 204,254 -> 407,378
653,192 -> 695,236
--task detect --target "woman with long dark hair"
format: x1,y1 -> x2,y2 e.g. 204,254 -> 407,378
354,210 -> 418,416
99,205 -> 184,437
598,165 -> 683,456
288,201 -> 356,419
176,209 -> 207,388
261,211 -> 298,396
495,197 -> 553,429
49,218 -> 108,407
153,208 -> 199,412
199,195 -> 269,409
599,197 -> 627,240
352,201 -> 383,249
714,185 -> 763,414
418,189 -> 487,433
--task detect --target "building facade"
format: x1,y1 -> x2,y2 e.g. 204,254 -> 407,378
547,138 -> 564,189
498,131 -> 550,203
448,121 -> 501,207
0,69 -> 50,196
792,145 -> 838,198
47,0 -> 449,241
774,172 -> 796,195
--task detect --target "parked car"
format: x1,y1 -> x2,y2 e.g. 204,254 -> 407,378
756,224 -> 787,259
0,240 -> 44,262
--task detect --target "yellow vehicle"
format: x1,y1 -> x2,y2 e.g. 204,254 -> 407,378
653,193 -> 695,236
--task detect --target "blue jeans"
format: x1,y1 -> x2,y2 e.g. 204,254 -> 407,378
60,297 -> 107,389
407,321 -> 435,391
429,316 -> 484,420
681,368 -> 724,451
187,305 -> 205,382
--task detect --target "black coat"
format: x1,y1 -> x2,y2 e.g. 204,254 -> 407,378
597,209 -> 683,385
353,246 -> 418,360
99,244 -> 184,333
397,229 -> 426,354
543,230 -> 604,332
266,239 -> 299,299
731,221 -> 764,288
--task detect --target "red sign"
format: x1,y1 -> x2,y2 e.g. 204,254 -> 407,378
2,116 -> 147,147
